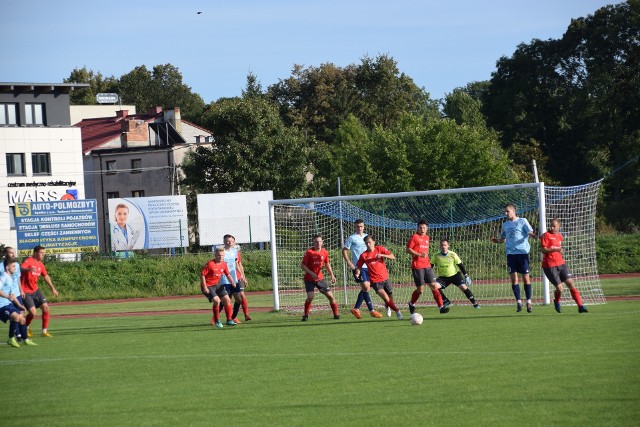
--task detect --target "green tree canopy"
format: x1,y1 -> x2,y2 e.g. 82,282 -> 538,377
64,66 -> 118,106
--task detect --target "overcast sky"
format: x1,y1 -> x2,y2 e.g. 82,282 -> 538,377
1,0 -> 618,103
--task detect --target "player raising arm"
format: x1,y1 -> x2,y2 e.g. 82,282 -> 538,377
540,218 -> 588,314
300,234 -> 339,322
354,235 -> 403,320
432,239 -> 480,308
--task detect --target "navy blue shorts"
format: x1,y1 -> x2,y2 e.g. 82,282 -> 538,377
352,268 -> 370,283
223,280 -> 244,295
507,254 -> 530,275
0,304 -> 21,323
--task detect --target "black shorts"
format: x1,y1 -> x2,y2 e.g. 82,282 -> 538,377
223,279 -> 245,295
203,284 -> 228,303
304,280 -> 331,293
23,289 -> 47,310
543,264 -> 572,286
412,268 -> 436,286
437,272 -> 465,288
371,280 -> 392,294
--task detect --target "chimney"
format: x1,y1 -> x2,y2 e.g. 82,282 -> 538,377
149,106 -> 163,115
115,110 -> 129,119
164,107 -> 182,133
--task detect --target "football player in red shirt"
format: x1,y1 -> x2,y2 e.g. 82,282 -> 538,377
300,234 -> 339,321
405,220 -> 448,314
355,235 -> 403,320
20,246 -> 59,338
540,218 -> 588,313
201,247 -> 238,328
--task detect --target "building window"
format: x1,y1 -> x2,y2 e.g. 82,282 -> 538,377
1,103 -> 18,125
106,160 -> 117,174
25,104 -> 45,125
9,207 -> 16,230
6,153 -> 26,176
106,191 -> 120,199
131,190 -> 145,197
31,153 -> 51,175
131,158 -> 142,173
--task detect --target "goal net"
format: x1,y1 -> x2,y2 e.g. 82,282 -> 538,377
269,181 -> 605,313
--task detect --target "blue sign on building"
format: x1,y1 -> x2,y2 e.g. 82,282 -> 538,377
15,200 -> 99,257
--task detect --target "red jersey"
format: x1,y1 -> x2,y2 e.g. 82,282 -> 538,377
301,247 -> 330,282
407,233 -> 431,269
20,257 -> 47,294
201,260 -> 232,286
541,231 -> 565,268
356,246 -> 391,283
236,252 -> 244,280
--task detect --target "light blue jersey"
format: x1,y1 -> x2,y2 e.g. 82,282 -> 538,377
0,273 -> 15,307
500,217 -> 534,255
219,247 -> 238,284
344,233 -> 368,269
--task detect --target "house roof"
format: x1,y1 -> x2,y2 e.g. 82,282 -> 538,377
75,111 -> 162,155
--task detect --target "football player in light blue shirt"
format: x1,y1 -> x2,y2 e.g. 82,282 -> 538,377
491,204 -> 538,313
342,219 -> 383,319
2,247 -> 24,341
1,257 -> 34,347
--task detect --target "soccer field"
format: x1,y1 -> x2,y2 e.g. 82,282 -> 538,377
1,301 -> 639,426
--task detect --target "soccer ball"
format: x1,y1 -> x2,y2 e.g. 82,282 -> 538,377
410,313 -> 423,325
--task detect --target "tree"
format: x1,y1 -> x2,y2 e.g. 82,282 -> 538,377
483,0 -> 640,230
64,66 -> 118,105
181,91 -> 310,199
442,88 -> 486,128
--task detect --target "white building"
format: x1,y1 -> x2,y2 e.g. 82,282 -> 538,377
1,82 -> 89,249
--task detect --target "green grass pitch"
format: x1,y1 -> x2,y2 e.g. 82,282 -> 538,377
1,300 -> 639,426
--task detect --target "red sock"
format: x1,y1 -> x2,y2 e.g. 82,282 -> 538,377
304,300 -> 312,316
432,289 -> 444,307
224,305 -> 233,321
410,290 -> 420,304
330,302 -> 339,316
242,298 -> 249,316
387,299 -> 399,312
213,305 -> 220,322
42,311 -> 50,329
554,289 -> 562,303
570,288 -> 583,306
26,312 -> 34,327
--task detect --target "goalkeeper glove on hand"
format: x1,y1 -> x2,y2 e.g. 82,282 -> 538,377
465,275 -> 472,286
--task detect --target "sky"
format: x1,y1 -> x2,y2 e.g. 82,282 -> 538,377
1,0 -> 619,104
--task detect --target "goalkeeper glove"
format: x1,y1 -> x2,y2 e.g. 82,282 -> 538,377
464,275 -> 472,286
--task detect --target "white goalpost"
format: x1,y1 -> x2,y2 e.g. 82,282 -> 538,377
269,181 -> 606,313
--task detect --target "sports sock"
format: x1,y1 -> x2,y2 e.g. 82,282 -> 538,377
363,291 -> 374,311
9,320 -> 17,338
26,312 -> 34,327
410,290 -> 420,305
431,289 -> 444,307
241,298 -> 249,316
439,288 -> 450,304
463,288 -> 476,305
19,323 -> 28,339
524,284 -> 532,301
386,299 -> 399,312
232,303 -> 241,319
554,289 -> 562,303
224,304 -> 233,321
570,288 -> 583,306
42,311 -> 50,330
512,284 -> 521,301
213,305 -> 220,322
304,300 -> 312,316
354,291 -> 365,309
330,302 -> 339,316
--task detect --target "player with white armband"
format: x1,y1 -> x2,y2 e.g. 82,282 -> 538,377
432,239 -> 480,308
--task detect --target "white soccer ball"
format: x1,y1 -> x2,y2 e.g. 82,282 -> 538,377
410,313 -> 423,325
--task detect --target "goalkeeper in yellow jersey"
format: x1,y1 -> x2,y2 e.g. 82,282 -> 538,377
432,239 -> 480,308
